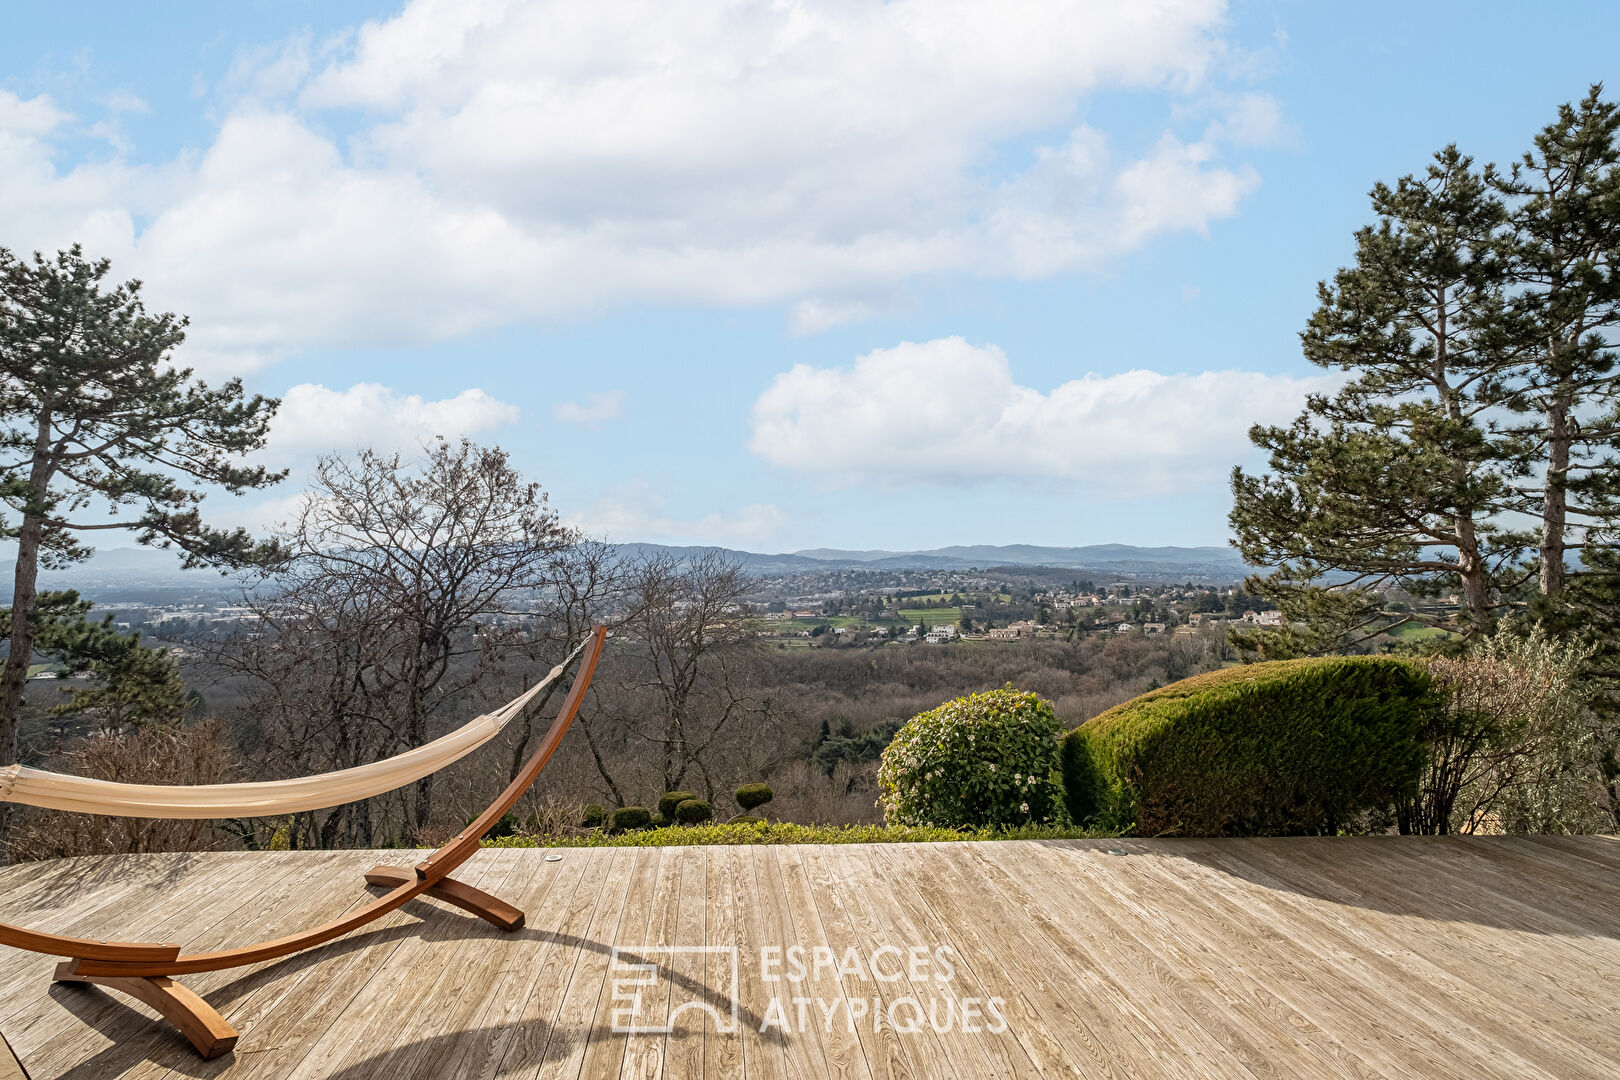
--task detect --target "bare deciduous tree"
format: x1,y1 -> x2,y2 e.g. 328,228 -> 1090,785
612,550 -> 773,800
212,439 -> 574,841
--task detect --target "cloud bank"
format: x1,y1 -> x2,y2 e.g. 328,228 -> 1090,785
268,382 -> 521,456
1,0 -> 1274,374
748,337 -> 1334,495
567,480 -> 786,548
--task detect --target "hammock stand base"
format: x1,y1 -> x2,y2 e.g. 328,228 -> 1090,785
53,963 -> 240,1059
0,626 -> 606,1061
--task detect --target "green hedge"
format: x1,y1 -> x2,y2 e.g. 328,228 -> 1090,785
485,821 -> 1108,848
1062,657 -> 1434,837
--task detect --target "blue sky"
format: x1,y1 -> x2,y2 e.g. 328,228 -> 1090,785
3,1 -> 1616,552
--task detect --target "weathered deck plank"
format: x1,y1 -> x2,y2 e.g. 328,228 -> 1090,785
2,837 -> 1618,1079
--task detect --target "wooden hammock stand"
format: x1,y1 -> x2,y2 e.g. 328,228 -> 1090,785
0,625 -> 606,1060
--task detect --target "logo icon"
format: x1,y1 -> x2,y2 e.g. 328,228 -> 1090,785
609,946 -> 740,1034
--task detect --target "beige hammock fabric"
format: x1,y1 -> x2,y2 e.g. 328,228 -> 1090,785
0,641 -> 587,819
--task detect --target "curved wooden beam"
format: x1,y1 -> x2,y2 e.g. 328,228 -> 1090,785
416,624 -> 606,884
72,879 -> 428,977
365,865 -> 525,931
26,626 -> 608,981
54,962 -> 238,1059
0,924 -> 180,964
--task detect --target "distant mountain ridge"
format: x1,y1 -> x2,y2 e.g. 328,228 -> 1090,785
21,540 -> 1250,595
794,543 -> 1243,567
617,541 -> 1248,576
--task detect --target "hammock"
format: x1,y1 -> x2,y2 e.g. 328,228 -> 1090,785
0,637 -> 587,818
0,625 -> 607,1061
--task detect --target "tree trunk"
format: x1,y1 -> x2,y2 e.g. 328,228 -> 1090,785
408,682 -> 432,831
1432,297 -> 1493,636
1453,514 -> 1493,635
575,714 -> 626,807
0,510 -> 46,865
1541,394 -> 1571,597
662,710 -> 681,794
412,773 -> 434,834
1,410 -> 59,863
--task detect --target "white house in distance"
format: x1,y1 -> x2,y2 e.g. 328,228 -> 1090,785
1258,610 -> 1286,627
924,625 -> 959,644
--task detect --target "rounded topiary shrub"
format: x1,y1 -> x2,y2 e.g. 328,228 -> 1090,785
1063,657 -> 1434,837
580,803 -> 607,828
609,806 -> 652,833
674,798 -> 713,824
658,791 -> 697,819
735,782 -> 773,813
878,687 -> 1068,827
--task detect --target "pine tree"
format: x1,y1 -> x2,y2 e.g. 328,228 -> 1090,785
1494,86 -> 1620,597
1230,148 -> 1521,646
0,246 -> 284,858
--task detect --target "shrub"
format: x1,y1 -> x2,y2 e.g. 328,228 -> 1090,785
608,806 -> 652,833
658,791 -> 697,819
735,782 -> 774,812
486,820 -> 1106,848
674,798 -> 713,824
580,803 -> 607,828
1412,623 -> 1602,835
7,719 -> 238,860
1063,657 -> 1434,836
878,686 -> 1068,828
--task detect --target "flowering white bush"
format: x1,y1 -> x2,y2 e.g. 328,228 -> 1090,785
878,687 -> 1068,827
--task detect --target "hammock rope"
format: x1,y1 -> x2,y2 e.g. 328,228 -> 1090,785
0,638 -> 590,819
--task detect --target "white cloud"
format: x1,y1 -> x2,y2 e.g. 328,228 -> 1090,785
748,337 -> 1335,495
0,90 -> 73,136
0,1 -> 1279,372
268,382 -> 521,456
200,490 -> 314,536
552,390 -> 625,426
1182,91 -> 1292,147
101,89 -> 150,115
788,297 -> 891,337
567,480 -> 786,547
203,382 -> 521,534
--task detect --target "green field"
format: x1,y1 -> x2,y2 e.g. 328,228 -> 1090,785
894,592 -> 1010,604
769,615 -> 872,632
898,607 -> 963,624
766,606 -> 974,633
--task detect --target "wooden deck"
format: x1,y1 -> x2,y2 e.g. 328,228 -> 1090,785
2,836 -> 1619,1079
